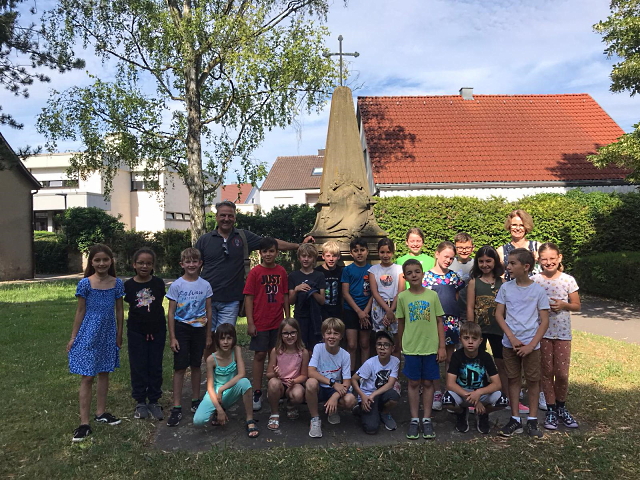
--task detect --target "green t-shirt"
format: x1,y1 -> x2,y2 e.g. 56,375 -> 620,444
396,253 -> 435,288
396,288 -> 444,355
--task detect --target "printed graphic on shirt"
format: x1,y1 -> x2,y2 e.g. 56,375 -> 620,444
363,274 -> 371,296
409,300 -> 431,323
475,295 -> 497,327
325,278 -> 339,305
379,274 -> 393,288
455,360 -> 488,390
261,274 -> 283,303
375,369 -> 391,389
135,288 -> 155,312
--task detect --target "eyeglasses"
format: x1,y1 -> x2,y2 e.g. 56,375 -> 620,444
376,343 -> 392,349
510,224 -> 525,230
282,331 -> 298,337
135,262 -> 153,267
456,247 -> 473,252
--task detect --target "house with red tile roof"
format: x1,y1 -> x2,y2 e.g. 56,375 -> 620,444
357,89 -> 635,199
217,183 -> 260,214
260,150 -> 324,212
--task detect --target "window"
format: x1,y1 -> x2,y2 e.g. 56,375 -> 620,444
312,167 -> 323,176
40,179 -> 79,188
174,213 -> 184,220
165,212 -> 174,220
184,213 -> 190,221
131,172 -> 159,191
165,212 -> 189,221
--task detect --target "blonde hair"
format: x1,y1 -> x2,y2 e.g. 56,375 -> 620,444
297,243 -> 318,258
321,317 -> 345,336
274,318 -> 305,353
180,247 -> 201,262
321,241 -> 341,255
538,242 -> 564,273
504,209 -> 534,234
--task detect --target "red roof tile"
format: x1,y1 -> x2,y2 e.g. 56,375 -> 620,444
357,94 -> 629,184
220,183 -> 254,203
261,154 -> 324,191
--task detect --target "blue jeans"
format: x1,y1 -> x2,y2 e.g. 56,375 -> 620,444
211,301 -> 240,331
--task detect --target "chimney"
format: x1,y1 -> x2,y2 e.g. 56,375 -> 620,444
318,149 -> 326,156
459,87 -> 474,100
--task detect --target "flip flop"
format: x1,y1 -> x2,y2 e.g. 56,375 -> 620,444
268,414 -> 280,430
246,419 -> 259,438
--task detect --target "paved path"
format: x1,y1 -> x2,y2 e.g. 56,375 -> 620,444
572,294 -> 640,344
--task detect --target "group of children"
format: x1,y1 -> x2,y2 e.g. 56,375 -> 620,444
67,225 -> 580,443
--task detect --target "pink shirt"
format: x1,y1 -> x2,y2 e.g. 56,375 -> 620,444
277,350 -> 303,381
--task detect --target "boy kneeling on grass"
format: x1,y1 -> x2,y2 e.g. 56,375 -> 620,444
352,331 -> 400,434
442,322 -> 504,434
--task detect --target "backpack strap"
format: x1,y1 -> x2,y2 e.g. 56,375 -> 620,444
237,229 -> 251,281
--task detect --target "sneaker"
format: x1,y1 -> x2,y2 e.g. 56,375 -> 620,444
190,399 -> 201,413
477,413 -> 490,434
167,407 -> 182,427
147,403 -> 164,421
72,424 -> 92,442
134,403 -> 149,419
406,420 -> 420,439
455,408 -> 469,433
94,412 -> 121,425
544,410 -> 559,430
468,406 -> 475,415
539,392 -> 548,411
432,391 -> 443,411
327,413 -> 340,425
518,402 -> 530,414
498,417 -> 523,437
253,391 -> 263,411
441,391 -> 455,406
309,417 -> 322,438
519,388 -> 525,400
525,419 -> 544,438
558,407 -> 579,428
380,413 -> 397,431
496,394 -> 509,408
422,419 -> 436,439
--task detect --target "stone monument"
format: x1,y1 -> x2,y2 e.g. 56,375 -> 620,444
307,86 -> 388,257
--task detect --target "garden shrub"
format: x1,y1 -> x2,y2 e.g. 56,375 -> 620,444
573,252 -> 640,302
152,229 -> 191,276
34,240 -> 68,274
57,207 -> 125,252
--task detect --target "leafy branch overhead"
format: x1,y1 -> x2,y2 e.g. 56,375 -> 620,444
589,0 -> 640,181
36,0 -> 341,243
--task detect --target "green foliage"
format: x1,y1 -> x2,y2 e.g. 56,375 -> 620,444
589,1 -> 640,180
37,0 -> 340,242
33,230 -> 60,241
573,252 -> 640,302
34,240 -> 68,274
374,190 -> 640,270
57,207 -> 125,252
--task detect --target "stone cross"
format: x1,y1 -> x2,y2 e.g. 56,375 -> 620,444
323,35 -> 359,86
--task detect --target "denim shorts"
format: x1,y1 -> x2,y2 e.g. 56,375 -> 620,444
402,354 -> 440,381
211,301 -> 240,331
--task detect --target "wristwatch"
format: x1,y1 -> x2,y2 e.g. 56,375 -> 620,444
329,378 -> 336,387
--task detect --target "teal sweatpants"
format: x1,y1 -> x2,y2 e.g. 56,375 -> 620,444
193,378 -> 251,425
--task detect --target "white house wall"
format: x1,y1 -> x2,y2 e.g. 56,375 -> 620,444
107,168 -> 133,228
260,188 -> 320,212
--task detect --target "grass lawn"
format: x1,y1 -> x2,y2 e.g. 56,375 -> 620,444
1,280 -> 639,479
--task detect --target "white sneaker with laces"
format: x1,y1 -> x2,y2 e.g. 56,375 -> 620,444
309,417 -> 322,437
538,392 -> 547,411
432,391 -> 443,411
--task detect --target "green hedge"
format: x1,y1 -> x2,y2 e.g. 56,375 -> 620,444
34,240 -> 69,274
374,190 -> 640,270
573,252 -> 640,302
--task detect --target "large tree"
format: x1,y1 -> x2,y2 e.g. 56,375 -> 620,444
1,0 -> 83,128
37,0 -> 340,242
589,0 -> 640,182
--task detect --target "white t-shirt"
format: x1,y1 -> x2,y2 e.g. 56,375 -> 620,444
495,280 -> 550,349
369,263 -> 403,332
309,343 -> 351,388
166,277 -> 213,327
355,355 -> 400,399
532,273 -> 579,341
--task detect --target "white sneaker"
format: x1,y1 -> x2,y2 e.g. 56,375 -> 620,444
538,392 -> 547,411
432,391 -> 443,411
252,391 -> 262,411
328,413 -> 340,425
309,417 -> 322,438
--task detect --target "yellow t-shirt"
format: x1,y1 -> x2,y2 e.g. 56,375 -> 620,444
396,288 -> 444,355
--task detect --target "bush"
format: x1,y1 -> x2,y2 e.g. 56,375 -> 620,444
573,252 -> 640,302
152,230 -> 191,276
34,240 -> 68,274
57,207 -> 125,252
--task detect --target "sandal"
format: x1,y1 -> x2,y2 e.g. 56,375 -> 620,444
246,419 -> 259,438
268,414 -> 280,430
286,406 -> 299,420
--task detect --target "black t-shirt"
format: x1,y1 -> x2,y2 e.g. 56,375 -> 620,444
195,228 -> 262,302
447,349 -> 498,390
288,270 -> 326,319
124,276 -> 167,334
315,264 -> 343,319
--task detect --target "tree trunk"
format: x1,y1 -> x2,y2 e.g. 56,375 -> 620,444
185,61 -> 206,245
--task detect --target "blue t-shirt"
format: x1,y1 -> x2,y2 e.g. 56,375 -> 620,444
166,276 -> 213,327
341,263 -> 372,311
422,270 -> 465,317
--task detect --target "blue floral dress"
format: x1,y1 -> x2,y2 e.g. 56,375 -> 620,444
68,277 -> 125,376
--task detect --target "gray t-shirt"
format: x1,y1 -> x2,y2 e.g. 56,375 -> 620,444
495,281 -> 550,349
451,258 -> 474,319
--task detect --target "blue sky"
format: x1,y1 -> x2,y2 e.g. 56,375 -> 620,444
1,0 -> 638,184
